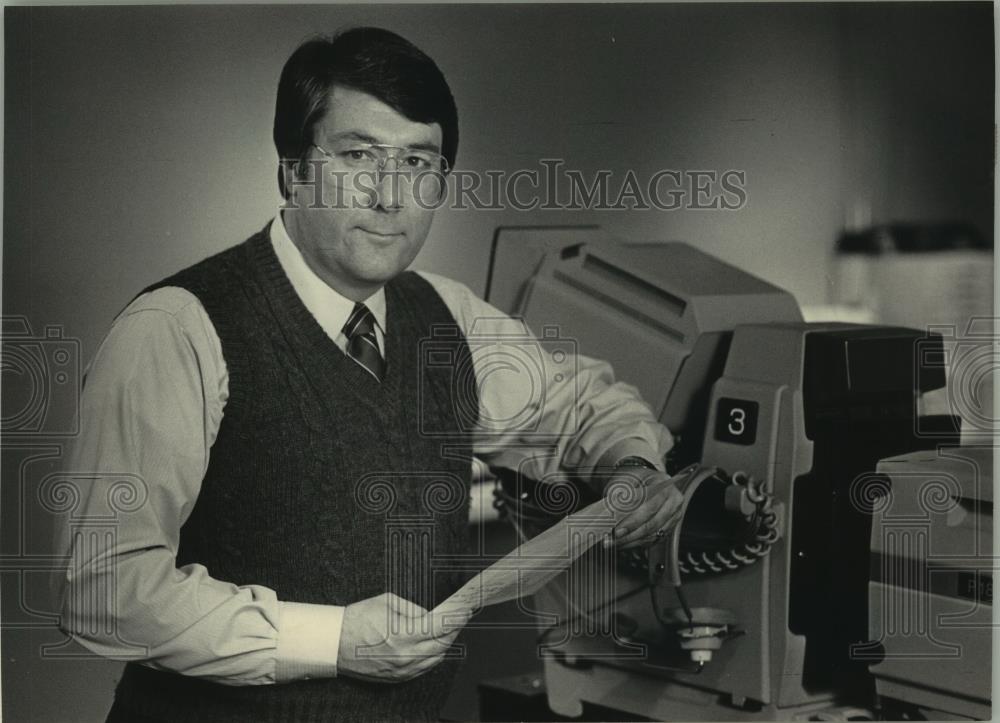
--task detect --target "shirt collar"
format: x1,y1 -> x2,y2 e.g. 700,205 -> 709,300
269,214 -> 386,341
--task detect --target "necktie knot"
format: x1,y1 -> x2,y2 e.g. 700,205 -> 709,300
343,302 -> 377,339
343,302 -> 385,382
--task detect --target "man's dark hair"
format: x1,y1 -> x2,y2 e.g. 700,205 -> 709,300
273,27 -> 458,198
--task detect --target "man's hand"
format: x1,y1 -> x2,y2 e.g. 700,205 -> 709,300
337,592 -> 470,683
602,467 -> 684,549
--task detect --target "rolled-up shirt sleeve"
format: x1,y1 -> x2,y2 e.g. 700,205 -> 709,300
55,288 -> 343,685
417,272 -> 673,482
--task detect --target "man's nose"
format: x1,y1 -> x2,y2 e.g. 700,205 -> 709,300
372,166 -> 403,211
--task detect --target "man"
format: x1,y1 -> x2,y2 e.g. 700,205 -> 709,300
57,27 -> 681,722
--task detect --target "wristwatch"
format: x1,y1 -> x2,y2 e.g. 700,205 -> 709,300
613,456 -> 659,471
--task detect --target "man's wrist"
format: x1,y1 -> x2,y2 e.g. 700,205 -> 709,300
594,439 -> 665,474
592,441 -> 664,495
591,456 -> 660,497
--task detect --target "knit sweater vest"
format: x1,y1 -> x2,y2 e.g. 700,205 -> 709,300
112,226 -> 478,722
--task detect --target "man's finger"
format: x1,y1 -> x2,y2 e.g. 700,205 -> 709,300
398,651 -> 448,680
619,506 -> 684,550
601,470 -> 658,523
621,518 -> 682,550
427,608 -> 471,639
385,593 -> 428,618
619,499 -> 683,547
615,489 -> 683,547
412,627 -> 462,657
612,488 -> 674,538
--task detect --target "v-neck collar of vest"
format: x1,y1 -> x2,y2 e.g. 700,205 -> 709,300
248,229 -> 403,401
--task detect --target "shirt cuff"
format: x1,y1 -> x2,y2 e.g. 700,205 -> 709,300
595,438 -> 666,473
275,601 -> 345,682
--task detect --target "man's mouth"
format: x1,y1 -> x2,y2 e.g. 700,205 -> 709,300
358,228 -> 403,240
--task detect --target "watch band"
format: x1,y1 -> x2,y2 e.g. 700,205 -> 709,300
613,456 -> 658,471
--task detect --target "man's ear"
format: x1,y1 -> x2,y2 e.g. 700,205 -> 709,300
434,172 -> 450,205
279,160 -> 299,202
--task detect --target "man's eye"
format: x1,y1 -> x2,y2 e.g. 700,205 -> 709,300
404,155 -> 434,170
343,149 -> 374,162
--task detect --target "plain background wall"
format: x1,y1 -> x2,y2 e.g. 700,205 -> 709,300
3,4 -> 993,722
4,4 -> 994,355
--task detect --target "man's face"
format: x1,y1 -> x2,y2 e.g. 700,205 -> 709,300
284,85 -> 443,300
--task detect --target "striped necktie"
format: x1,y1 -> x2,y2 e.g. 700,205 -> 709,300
342,302 -> 385,382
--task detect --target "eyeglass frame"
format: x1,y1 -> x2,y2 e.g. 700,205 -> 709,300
310,142 -> 451,177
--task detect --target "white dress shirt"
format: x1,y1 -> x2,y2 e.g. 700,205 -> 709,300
56,214 -> 673,686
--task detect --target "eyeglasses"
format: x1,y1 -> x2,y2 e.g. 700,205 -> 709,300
311,141 -> 450,177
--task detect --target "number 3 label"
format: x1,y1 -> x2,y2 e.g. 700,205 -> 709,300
728,407 -> 746,436
715,398 -> 759,445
